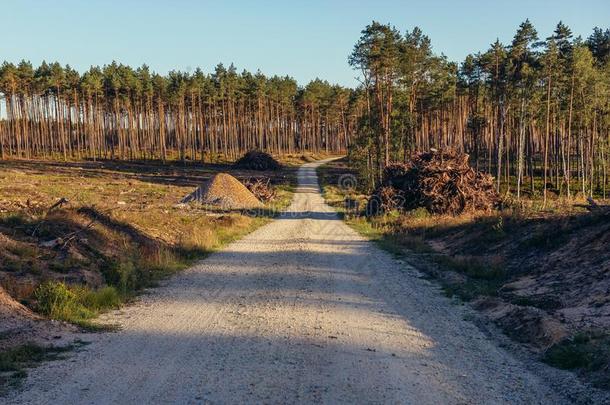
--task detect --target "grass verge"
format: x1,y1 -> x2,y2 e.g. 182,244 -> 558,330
543,332 -> 610,388
0,342 -> 86,393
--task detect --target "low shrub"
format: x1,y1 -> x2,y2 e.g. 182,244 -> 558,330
76,286 -> 121,312
544,332 -> 608,371
34,281 -> 121,328
34,281 -> 81,318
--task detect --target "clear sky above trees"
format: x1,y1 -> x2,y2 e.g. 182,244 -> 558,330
3,0 -> 610,86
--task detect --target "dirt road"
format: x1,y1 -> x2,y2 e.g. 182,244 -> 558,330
9,160 -> 573,404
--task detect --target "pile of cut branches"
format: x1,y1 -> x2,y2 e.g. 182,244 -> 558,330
243,177 -> 276,202
367,149 -> 499,216
234,150 -> 281,171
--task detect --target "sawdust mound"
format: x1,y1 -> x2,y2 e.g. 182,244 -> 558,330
0,285 -> 39,347
367,149 -> 500,216
181,173 -> 263,209
234,150 -> 281,171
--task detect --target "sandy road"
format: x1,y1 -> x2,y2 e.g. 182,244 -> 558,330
9,159 -> 571,404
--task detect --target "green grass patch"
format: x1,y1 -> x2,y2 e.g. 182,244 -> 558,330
0,343 -> 79,392
435,255 -> 506,281
543,332 -> 610,388
34,281 -> 121,331
441,278 -> 505,301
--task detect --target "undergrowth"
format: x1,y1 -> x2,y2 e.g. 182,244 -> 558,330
544,332 -> 610,389
34,281 -> 120,330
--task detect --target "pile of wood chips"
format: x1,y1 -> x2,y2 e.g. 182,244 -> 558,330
367,149 -> 500,216
181,173 -> 263,209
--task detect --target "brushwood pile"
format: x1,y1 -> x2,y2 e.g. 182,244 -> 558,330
367,149 -> 500,216
243,177 -> 276,202
234,150 -> 281,171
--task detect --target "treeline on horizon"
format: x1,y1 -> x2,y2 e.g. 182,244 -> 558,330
1,19 -> 609,199
0,63 -> 356,160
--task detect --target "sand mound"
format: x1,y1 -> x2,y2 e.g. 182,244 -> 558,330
0,285 -> 39,349
0,285 -> 34,321
181,173 -> 263,209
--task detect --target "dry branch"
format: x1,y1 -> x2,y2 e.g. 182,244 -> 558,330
48,197 -> 70,212
39,216 -> 97,250
243,177 -> 276,202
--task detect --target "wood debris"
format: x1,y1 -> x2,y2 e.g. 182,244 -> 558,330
367,149 -> 500,216
234,150 -> 281,171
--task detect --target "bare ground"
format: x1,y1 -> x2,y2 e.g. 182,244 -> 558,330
0,286 -> 76,351
6,160 -> 599,404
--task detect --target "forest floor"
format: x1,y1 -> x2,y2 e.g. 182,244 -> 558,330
0,152 -> 333,392
318,157 -> 610,391
6,159 -> 602,404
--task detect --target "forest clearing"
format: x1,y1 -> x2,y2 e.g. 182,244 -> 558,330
0,153 -> 303,345
1,2 -> 610,404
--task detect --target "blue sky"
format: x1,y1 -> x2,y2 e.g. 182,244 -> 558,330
3,0 -> 609,87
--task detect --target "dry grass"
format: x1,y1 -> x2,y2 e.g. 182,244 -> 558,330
0,158 -> 298,328
280,152 -> 339,166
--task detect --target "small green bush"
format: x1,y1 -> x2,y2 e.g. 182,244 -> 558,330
544,332 -> 609,373
34,281 -> 120,327
102,249 -> 192,295
102,260 -> 138,293
76,286 -> 121,311
34,281 -> 79,318
407,207 -> 430,219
